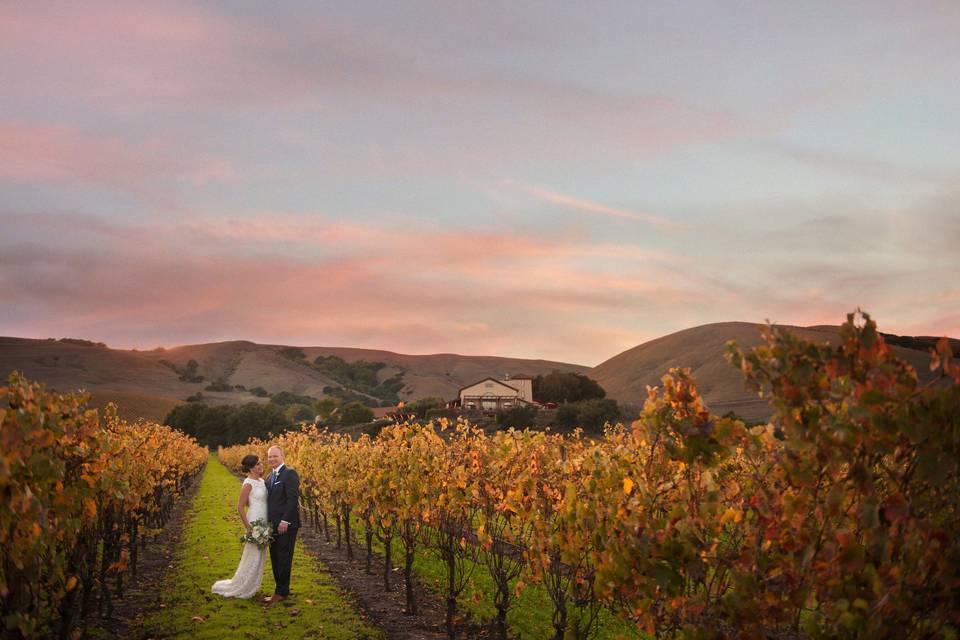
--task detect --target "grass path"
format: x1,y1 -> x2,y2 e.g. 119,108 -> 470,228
139,453 -> 381,639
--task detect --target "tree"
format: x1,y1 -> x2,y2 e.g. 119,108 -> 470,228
574,399 -> 620,433
164,402 -> 206,437
163,401 -> 290,447
285,403 -> 316,423
178,358 -> 204,383
404,396 -> 446,419
232,402 -> 288,444
338,402 -> 375,425
534,372 -> 606,404
554,399 -> 620,433
313,396 -> 340,420
269,390 -> 316,406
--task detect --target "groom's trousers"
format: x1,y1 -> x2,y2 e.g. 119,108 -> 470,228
270,526 -> 298,596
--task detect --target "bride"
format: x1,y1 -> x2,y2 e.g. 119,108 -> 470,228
212,454 -> 268,598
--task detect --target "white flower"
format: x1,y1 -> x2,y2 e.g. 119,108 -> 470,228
241,519 -> 275,547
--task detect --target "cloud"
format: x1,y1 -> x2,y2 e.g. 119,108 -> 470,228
4,197 -> 957,364
1,2 -> 762,170
761,142 -> 957,187
0,121 -> 237,202
0,122 -> 170,185
0,208 -> 708,362
511,182 -> 688,231
0,3 -> 267,105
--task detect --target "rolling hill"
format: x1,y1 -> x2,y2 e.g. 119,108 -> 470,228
590,322 -> 948,422
0,337 -> 589,422
1,322 -> 951,425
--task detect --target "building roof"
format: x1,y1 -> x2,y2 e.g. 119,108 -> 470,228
457,377 -> 522,395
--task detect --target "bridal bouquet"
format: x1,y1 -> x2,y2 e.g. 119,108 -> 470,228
241,519 -> 274,547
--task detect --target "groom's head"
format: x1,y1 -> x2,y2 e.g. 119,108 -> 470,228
267,446 -> 284,470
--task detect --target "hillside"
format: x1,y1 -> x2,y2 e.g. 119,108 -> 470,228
0,337 -> 589,422
1,323 -> 950,426
590,322 -> 947,422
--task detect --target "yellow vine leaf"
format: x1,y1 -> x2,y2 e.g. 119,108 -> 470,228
720,507 -> 742,526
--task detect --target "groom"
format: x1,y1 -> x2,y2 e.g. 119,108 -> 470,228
264,445 -> 300,604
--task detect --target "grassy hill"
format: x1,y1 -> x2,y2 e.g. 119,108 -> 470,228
589,322 -> 947,422
2,323 -> 951,425
0,337 -> 589,422
87,389 -> 185,423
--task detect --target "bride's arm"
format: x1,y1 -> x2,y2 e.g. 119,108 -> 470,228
237,482 -> 253,532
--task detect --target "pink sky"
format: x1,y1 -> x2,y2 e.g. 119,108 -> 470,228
2,2 -> 959,365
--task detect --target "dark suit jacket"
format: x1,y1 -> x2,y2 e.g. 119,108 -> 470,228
266,465 -> 301,529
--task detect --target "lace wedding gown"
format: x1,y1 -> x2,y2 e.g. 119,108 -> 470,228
212,477 -> 267,598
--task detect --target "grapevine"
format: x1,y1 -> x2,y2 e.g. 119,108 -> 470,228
219,312 -> 960,640
0,373 -> 207,640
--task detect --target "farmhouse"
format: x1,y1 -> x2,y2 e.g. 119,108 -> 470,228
458,375 -> 533,410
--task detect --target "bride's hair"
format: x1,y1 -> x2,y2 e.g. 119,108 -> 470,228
240,454 -> 260,473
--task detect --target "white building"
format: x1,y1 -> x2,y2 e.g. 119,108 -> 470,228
458,375 -> 533,410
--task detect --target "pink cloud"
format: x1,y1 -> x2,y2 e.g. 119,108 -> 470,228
1,209 -> 709,362
513,182 -> 688,231
0,122 -> 170,184
2,2 -> 764,165
0,122 -> 237,195
0,3 -> 239,49
4,203 -> 957,364
0,3 -> 266,104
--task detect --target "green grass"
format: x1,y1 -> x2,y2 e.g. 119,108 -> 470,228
352,516 -> 642,639
136,454 -> 381,639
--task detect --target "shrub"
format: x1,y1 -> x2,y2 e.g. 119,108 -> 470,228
404,396 -> 447,419
555,398 -> 621,433
269,390 -> 316,406
338,401 -> 375,425
495,404 -> 538,429
279,346 -> 306,361
555,403 -> 579,429
425,408 -> 459,422
575,398 -> 621,433
57,338 -> 107,347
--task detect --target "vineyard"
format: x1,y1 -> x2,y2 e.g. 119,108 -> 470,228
2,312 -> 958,640
0,373 -> 207,639
220,313 -> 960,640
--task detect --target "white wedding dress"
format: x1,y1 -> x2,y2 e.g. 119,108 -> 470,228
212,478 -> 268,598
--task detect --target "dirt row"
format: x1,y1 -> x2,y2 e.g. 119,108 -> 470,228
84,466 -> 206,638
296,524 -> 459,640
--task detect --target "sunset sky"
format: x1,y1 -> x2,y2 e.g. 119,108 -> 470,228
2,1 -> 959,365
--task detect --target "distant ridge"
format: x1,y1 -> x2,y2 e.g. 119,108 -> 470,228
0,322 -> 951,424
0,337 -> 588,422
589,322 -> 947,422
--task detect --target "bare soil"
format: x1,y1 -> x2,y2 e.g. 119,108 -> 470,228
297,522 -> 492,640
84,466 -> 205,638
